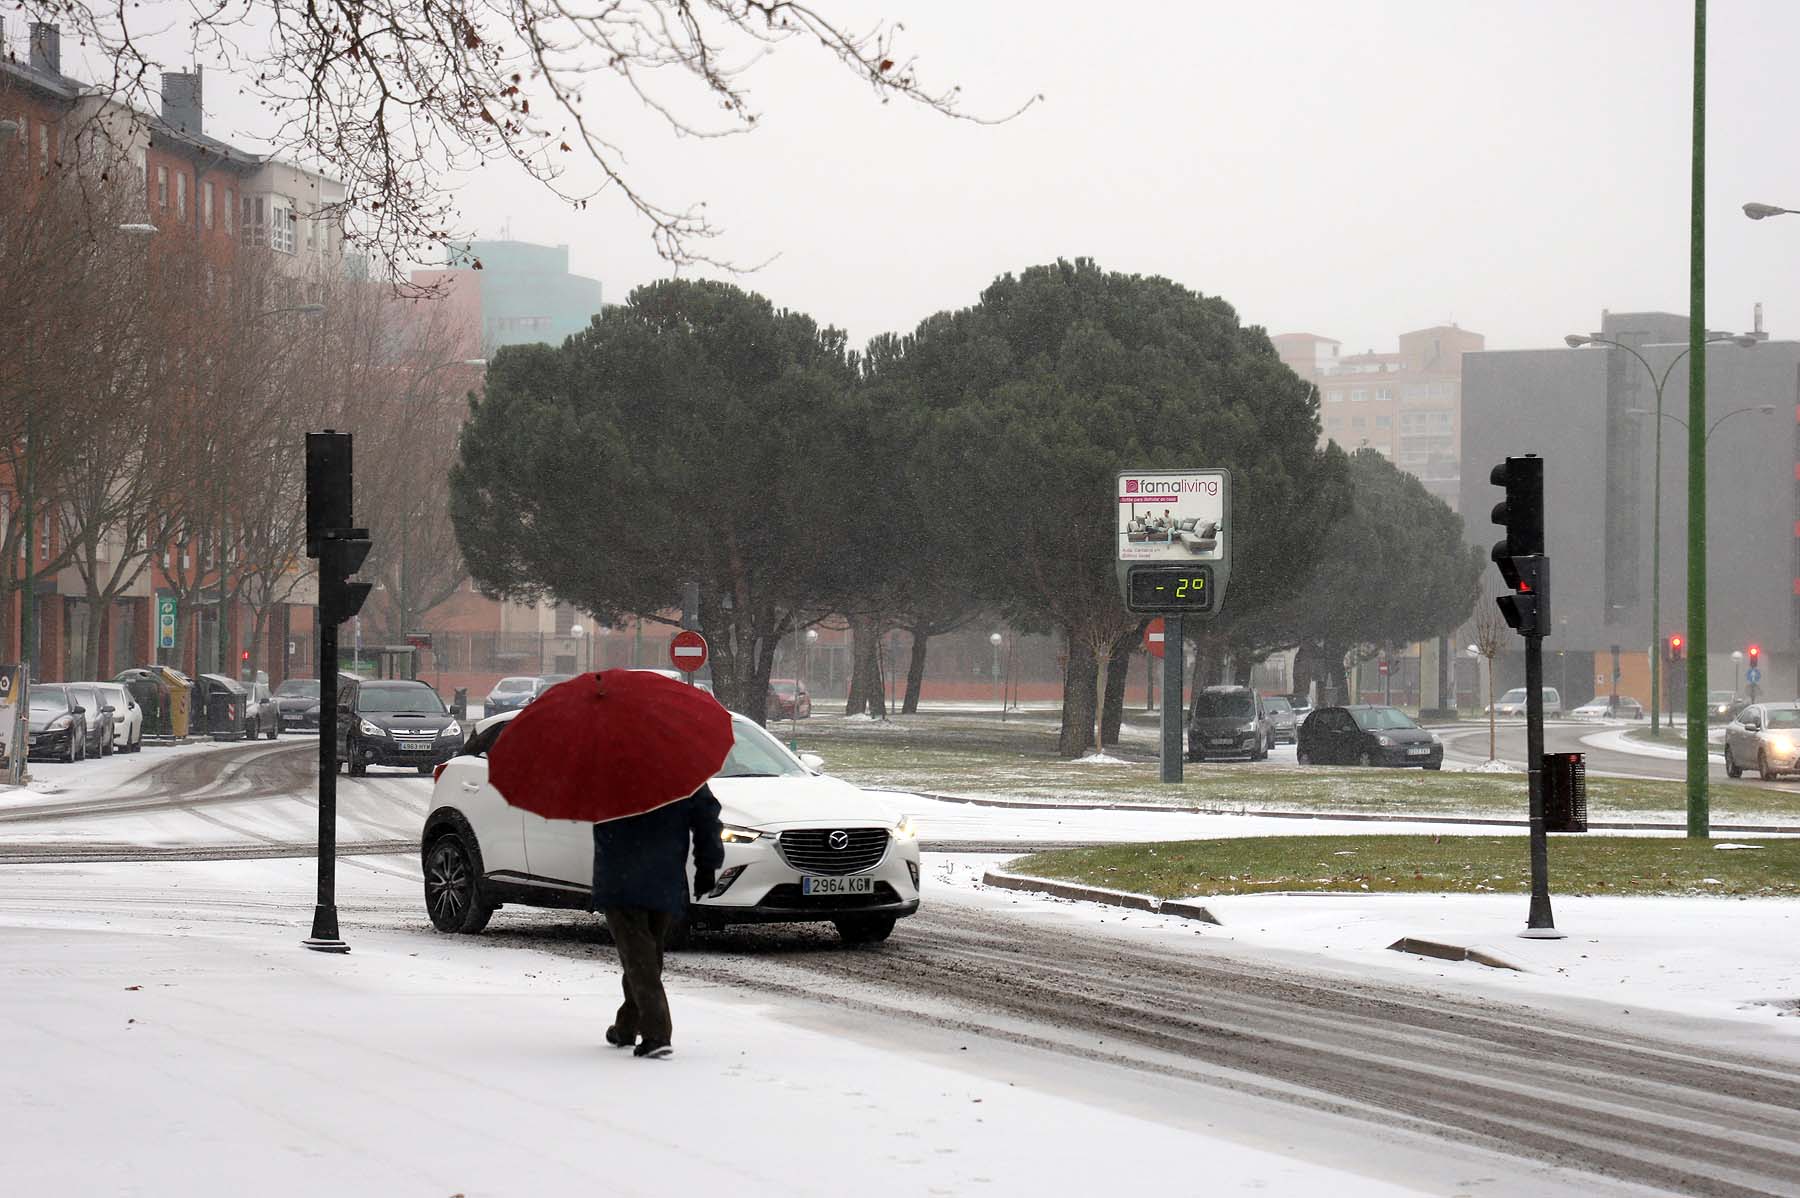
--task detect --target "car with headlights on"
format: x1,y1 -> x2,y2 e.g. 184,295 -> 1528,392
337,679 -> 464,775
1297,704 -> 1443,769
1708,690 -> 1746,724
420,710 -> 920,944
1723,702 -> 1800,781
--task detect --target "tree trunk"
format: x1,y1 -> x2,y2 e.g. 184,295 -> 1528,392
902,630 -> 928,715
845,615 -> 885,718
1188,637 -> 1227,724
80,601 -> 103,682
1100,632 -> 1133,746
1058,634 -> 1096,758
1487,658 -> 1497,760
1232,653 -> 1254,687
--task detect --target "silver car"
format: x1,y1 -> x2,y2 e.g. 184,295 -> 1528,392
1723,702 -> 1800,781
1263,695 -> 1298,744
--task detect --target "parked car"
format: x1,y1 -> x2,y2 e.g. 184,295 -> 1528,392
338,679 -> 464,776
537,673 -> 576,688
90,681 -> 144,752
1297,705 -> 1443,769
65,682 -> 116,756
245,681 -> 281,740
484,675 -> 548,714
1491,687 -> 1563,718
25,684 -> 89,762
768,678 -> 812,719
1723,702 -> 1800,781
274,678 -> 322,732
1571,695 -> 1645,720
1187,685 -> 1272,762
421,709 -> 920,944
1263,695 -> 1298,744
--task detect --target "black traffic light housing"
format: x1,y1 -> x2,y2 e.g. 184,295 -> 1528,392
1748,643 -> 1761,665
1490,455 -> 1549,636
1668,634 -> 1684,663
320,531 -> 373,626
305,431 -> 353,560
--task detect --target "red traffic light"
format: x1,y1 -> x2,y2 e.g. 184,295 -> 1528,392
240,650 -> 250,662
1668,634 -> 1684,662
1748,643 -> 1761,662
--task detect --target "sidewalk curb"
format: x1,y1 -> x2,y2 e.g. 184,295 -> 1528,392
1386,936 -> 1524,972
913,791 -> 1800,834
980,869 -> 1221,925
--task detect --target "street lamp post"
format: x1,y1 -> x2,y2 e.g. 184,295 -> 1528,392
989,632 -> 1003,720
570,624 -> 586,674
1563,331 -> 1756,742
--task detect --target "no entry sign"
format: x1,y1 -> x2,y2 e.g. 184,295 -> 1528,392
669,630 -> 708,674
1143,618 -> 1167,659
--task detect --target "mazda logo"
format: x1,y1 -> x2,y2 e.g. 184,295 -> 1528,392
828,830 -> 850,851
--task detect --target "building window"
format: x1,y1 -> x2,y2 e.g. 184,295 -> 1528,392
1350,388 -> 1368,403
176,172 -> 187,220
37,121 -> 50,168
203,181 -> 214,229
1325,390 -> 1344,404
157,165 -> 169,208
1351,415 -> 1367,431
1375,387 -> 1392,402
132,148 -> 148,203
1375,414 -> 1392,428
1326,415 -> 1343,432
224,188 -> 234,234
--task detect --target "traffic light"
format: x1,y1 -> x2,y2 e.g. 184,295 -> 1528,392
305,431 -> 353,559
1748,643 -> 1761,666
320,530 -> 373,625
1668,634 -> 1684,663
1490,455 -> 1548,635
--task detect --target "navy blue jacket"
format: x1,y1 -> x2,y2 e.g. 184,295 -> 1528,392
590,785 -> 725,914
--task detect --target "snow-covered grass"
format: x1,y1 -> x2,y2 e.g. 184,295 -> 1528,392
0,856 -> 1476,1198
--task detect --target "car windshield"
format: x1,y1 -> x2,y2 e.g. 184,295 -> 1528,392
358,686 -> 446,714
1766,709 -> 1800,730
715,719 -> 810,778
1351,707 -> 1419,731
27,687 -> 70,712
1264,697 -> 1291,713
1709,692 -> 1735,704
770,681 -> 801,695
1195,692 -> 1255,719
494,678 -> 535,693
1499,689 -> 1527,703
276,680 -> 320,698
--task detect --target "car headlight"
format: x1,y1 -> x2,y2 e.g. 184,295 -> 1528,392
1429,733 -> 1442,745
1375,735 -> 1395,747
48,715 -> 72,731
305,705 -> 320,717
720,823 -> 766,844
1240,723 -> 1258,735
357,718 -> 383,737
893,815 -> 918,840
439,721 -> 462,738
1770,734 -> 1797,757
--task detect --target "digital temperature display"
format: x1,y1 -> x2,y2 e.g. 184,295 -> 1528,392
1127,565 -> 1213,612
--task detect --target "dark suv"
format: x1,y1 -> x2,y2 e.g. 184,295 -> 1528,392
337,679 -> 465,776
1187,686 -> 1272,762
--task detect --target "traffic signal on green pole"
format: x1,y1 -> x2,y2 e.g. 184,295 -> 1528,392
1490,455 -> 1549,636
1668,634 -> 1684,663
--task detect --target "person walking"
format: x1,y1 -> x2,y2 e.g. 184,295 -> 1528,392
592,782 -> 724,1059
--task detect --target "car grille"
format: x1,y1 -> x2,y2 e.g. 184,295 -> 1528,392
776,828 -> 889,875
758,882 -> 902,910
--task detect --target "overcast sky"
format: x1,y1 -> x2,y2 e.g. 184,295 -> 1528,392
39,0 -> 1800,354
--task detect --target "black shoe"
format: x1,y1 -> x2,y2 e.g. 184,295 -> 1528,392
633,1039 -> 673,1059
605,1026 -> 635,1048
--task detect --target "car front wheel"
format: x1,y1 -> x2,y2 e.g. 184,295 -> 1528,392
835,915 -> 896,945
1725,746 -> 1743,779
424,832 -> 494,933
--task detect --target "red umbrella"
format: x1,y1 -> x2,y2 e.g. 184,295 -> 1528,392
488,668 -> 733,823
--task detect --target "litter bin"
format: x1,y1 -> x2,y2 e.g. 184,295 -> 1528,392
113,668 -> 169,739
452,687 -> 469,719
1543,752 -> 1587,833
196,673 -> 249,741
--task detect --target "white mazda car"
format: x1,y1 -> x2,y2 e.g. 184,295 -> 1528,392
421,710 -> 921,945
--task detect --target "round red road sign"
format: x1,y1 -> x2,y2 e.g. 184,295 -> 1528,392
1142,618 -> 1166,660
669,629 -> 709,674
1378,659 -> 1390,676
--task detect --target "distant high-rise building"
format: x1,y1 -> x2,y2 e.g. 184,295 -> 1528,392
1274,324 -> 1484,509
412,239 -> 603,353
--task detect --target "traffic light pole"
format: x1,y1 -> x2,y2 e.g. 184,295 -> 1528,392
305,611 -> 347,953
1521,631 -> 1559,936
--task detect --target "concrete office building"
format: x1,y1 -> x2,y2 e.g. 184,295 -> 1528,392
1460,310 -> 1797,710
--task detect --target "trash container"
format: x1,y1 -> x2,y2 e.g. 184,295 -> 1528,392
196,673 -> 249,741
1543,752 -> 1587,833
452,687 -> 469,719
113,669 -> 169,739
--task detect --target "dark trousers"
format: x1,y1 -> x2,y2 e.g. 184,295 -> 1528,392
603,907 -> 674,1044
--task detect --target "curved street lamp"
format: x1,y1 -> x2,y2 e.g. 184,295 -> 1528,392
1563,331 -> 1757,735
1743,202 -> 1800,220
